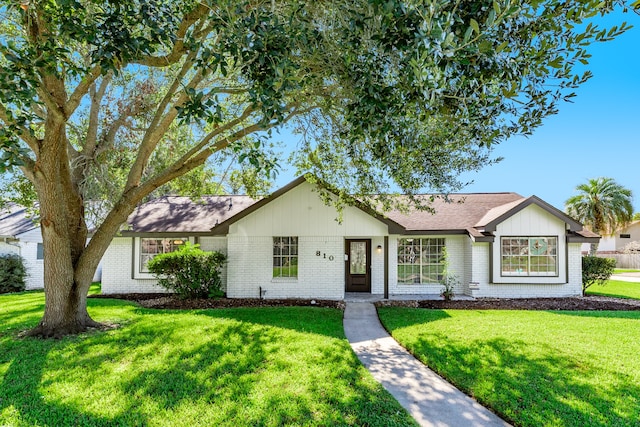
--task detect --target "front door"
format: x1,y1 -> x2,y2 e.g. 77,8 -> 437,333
345,239 -> 371,292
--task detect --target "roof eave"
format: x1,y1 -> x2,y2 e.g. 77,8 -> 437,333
399,229 -> 468,236
117,231 -> 216,237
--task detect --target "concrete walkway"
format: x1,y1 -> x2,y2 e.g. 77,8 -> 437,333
610,273 -> 640,282
344,302 -> 511,427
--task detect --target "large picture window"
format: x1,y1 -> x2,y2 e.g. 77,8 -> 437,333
273,237 -> 298,278
140,238 -> 186,273
397,238 -> 445,284
501,237 -> 558,276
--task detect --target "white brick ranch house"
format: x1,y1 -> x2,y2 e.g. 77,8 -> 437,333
101,176 -> 598,299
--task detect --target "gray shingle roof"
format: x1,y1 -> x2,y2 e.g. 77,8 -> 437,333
126,195 -> 257,233
124,191 -> 530,235
0,204 -> 39,237
122,178 -> 595,242
386,193 -> 524,232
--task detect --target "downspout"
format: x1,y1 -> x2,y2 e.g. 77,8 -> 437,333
383,236 -> 389,299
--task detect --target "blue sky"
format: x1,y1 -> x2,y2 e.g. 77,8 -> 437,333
272,8 -> 640,212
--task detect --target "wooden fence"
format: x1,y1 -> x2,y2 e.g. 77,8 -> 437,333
599,253 -> 640,269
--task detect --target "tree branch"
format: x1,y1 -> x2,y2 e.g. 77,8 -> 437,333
123,59 -> 204,191
64,65 -> 103,118
85,73 -> 113,157
0,105 -> 40,153
128,4 -> 210,67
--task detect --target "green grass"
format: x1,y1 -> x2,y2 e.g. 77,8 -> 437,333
614,269 -> 640,274
0,292 -> 416,427
378,308 -> 640,427
88,282 -> 101,295
586,279 -> 640,300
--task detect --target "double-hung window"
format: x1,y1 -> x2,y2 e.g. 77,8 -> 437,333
397,238 -> 445,284
501,237 -> 558,276
273,237 -> 298,278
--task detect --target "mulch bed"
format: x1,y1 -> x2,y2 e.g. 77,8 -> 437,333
90,293 -> 345,309
377,296 -> 640,311
89,293 -> 640,311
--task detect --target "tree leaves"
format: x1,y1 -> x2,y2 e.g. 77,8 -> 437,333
0,0 -> 632,202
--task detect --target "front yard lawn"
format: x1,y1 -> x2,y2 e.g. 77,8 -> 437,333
0,291 -> 416,427
378,308 -> 640,427
586,279 -> 640,300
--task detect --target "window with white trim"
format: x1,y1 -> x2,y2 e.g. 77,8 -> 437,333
501,237 -> 558,276
397,238 -> 445,284
273,237 -> 298,278
139,238 -> 186,273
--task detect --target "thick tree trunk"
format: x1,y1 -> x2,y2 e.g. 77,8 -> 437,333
27,117 -> 105,338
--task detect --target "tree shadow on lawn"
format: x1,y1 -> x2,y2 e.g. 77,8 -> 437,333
549,309 -> 640,320
0,336 -> 148,426
586,290 -> 639,300
401,330 -> 639,427
1,305 -> 416,427
0,291 -> 45,334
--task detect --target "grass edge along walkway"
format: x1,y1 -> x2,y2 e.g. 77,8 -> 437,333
377,307 -> 640,427
0,291 -> 417,427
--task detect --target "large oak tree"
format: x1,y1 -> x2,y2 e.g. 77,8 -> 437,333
0,0 -> 630,337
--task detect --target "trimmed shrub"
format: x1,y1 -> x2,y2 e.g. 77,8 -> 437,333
582,256 -> 616,293
147,243 -> 226,299
0,254 -> 27,294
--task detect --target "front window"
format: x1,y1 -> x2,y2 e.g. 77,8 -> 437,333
397,238 -> 445,284
273,237 -> 298,278
140,238 -> 186,273
501,237 -> 558,276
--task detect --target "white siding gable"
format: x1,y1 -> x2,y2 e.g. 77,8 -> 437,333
492,203 -> 567,284
229,182 -> 388,237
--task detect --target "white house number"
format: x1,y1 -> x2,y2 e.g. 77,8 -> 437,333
315,251 -> 334,261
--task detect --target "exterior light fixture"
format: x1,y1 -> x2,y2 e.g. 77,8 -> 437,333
376,245 -> 382,252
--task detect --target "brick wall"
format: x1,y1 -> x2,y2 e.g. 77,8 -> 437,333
198,236 -> 228,291
102,237 -> 166,294
227,235 -> 345,299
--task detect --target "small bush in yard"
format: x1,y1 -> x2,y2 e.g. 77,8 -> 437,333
147,243 -> 226,299
0,253 -> 27,294
582,256 -> 615,293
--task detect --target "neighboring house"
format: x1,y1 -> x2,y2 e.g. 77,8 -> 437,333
101,177 -> 598,299
0,204 -> 45,290
0,204 -> 102,290
581,220 -> 640,253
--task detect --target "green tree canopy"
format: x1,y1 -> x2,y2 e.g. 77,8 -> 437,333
565,177 -> 634,254
0,0 -> 631,337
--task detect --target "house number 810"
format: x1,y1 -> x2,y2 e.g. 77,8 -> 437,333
315,251 -> 334,261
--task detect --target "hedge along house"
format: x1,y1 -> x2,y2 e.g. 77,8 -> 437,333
101,176 -> 599,299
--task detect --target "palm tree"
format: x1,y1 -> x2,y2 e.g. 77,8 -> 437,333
565,177 -> 633,255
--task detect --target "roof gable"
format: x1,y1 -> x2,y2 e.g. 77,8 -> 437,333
476,195 -> 583,232
211,176 -> 404,235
